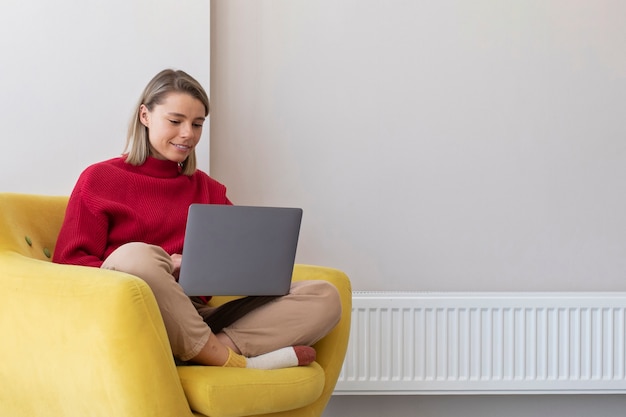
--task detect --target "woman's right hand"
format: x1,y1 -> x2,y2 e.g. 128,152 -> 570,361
170,253 -> 182,280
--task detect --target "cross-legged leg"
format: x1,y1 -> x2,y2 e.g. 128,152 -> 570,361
101,242 -> 213,361
102,242 -> 318,368
218,280 -> 342,357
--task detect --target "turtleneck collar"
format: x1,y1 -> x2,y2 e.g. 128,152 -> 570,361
124,156 -> 183,178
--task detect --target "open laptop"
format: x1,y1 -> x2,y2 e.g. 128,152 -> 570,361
178,204 -> 303,296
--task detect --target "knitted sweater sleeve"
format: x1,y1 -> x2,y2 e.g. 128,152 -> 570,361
52,169 -> 110,268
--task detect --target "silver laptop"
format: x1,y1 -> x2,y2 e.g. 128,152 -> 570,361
178,204 -> 302,296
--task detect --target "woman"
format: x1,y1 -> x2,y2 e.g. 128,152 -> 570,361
53,69 -> 341,369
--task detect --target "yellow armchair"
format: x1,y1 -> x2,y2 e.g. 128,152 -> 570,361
0,193 -> 351,417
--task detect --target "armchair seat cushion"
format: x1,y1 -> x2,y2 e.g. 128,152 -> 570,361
178,363 -> 325,417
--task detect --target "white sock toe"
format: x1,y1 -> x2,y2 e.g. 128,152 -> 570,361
245,347 -> 299,370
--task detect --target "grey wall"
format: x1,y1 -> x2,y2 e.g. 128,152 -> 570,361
210,0 -> 626,293
210,1 -> 626,416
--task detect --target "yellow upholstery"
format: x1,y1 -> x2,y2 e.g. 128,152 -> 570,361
0,193 -> 352,417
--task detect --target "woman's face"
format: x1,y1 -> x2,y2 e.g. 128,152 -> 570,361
139,92 -> 206,163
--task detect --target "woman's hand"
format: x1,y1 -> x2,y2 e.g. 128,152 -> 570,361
170,253 -> 183,280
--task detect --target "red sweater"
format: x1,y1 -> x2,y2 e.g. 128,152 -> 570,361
53,156 -> 231,267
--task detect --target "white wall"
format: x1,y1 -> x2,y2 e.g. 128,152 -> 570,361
210,0 -> 626,293
210,1 -> 626,416
0,0 -> 210,196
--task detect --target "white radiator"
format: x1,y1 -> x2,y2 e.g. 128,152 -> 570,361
334,291 -> 626,395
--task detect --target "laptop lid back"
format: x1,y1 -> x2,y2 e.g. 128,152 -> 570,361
179,204 -> 302,296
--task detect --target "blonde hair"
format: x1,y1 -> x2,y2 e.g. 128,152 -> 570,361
124,69 -> 209,176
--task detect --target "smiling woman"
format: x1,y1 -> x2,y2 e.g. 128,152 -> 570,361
51,69 -> 342,371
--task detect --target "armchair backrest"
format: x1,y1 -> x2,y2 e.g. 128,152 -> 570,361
0,193 -> 68,260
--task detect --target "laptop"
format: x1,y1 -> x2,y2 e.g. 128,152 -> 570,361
178,204 -> 303,296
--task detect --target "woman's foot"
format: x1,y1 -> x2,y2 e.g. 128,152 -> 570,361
224,346 -> 316,369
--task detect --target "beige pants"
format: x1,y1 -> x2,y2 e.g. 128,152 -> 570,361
102,242 -> 341,361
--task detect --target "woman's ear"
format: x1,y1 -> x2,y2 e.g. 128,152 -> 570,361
139,104 -> 150,127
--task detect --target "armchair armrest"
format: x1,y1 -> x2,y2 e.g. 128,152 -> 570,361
292,264 -> 352,404
0,252 -> 193,417
248,264 -> 352,417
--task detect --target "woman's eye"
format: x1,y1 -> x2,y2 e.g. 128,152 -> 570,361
169,120 -> 181,125
193,123 -> 204,128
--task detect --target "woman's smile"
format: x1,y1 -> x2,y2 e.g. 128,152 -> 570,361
171,142 -> 193,151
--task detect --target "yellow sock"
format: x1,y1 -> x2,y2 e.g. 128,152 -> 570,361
223,347 -> 247,368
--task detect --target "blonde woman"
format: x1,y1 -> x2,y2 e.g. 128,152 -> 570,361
53,69 -> 341,368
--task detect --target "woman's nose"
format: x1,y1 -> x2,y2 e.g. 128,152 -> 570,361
180,122 -> 194,138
